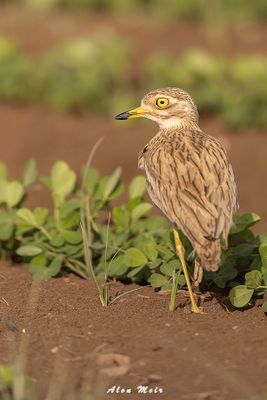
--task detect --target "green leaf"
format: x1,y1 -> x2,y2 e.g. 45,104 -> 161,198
108,182 -> 124,200
258,232 -> 267,245
50,234 -> 65,247
262,301 -> 267,313
6,181 -> 24,207
17,208 -> 37,226
160,260 -> 178,276
47,256 -> 63,276
232,243 -> 255,257
113,205 -> 129,229
23,159 -> 37,187
149,273 -> 168,288
0,179 -> 7,203
51,161 -> 76,198
245,270 -> 262,289
259,242 -> 267,270
0,162 -> 7,180
0,210 -> 14,240
124,247 -> 148,267
33,207 -> 49,226
103,167 -> 122,201
109,255 -> 128,276
29,254 -> 47,267
131,203 -> 152,221
127,265 -> 146,278
62,244 -> 82,256
83,167 -> 99,194
230,213 -> 261,234
0,365 -> 14,391
134,216 -> 169,232
16,245 -> 43,257
161,282 -> 173,291
61,230 -> 82,244
138,237 -> 158,261
128,175 -> 146,199
229,285 -> 254,308
29,255 -> 63,280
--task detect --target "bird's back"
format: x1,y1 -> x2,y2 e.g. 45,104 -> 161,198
139,127 -> 237,272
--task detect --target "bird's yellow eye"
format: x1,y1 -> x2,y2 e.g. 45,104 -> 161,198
155,97 -> 169,109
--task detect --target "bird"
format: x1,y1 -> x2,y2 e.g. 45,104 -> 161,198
115,87 -> 237,313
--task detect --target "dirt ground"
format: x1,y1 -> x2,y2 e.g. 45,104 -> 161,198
0,263 -> 266,400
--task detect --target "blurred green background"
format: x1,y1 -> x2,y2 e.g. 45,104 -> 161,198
1,0 -> 267,128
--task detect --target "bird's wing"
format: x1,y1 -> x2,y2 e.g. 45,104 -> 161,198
143,133 -> 237,246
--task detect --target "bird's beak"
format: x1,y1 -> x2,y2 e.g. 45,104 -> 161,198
115,106 -> 149,120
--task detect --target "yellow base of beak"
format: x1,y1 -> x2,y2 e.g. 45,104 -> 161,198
115,106 -> 148,120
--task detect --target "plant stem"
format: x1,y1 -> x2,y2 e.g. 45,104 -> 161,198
103,212 -> 111,307
169,267 -> 178,311
109,285 -> 151,306
81,222 -> 106,307
169,261 -> 182,312
65,261 -> 88,279
38,225 -> 52,241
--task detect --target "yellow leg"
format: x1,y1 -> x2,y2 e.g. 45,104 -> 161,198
173,229 -> 203,314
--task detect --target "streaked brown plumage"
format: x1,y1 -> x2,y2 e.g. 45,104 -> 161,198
115,87 -> 237,287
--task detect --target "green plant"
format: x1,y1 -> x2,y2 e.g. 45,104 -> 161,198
0,364 -> 31,400
0,35 -> 131,114
0,37 -> 32,103
0,158 -> 266,311
229,241 -> 267,311
0,159 -> 37,260
34,35 -> 131,113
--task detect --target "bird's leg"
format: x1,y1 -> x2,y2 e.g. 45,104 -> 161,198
172,229 -> 203,314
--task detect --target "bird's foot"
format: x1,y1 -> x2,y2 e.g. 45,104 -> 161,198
191,303 -> 204,314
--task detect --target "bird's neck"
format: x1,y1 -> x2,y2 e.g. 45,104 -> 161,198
158,117 -> 199,131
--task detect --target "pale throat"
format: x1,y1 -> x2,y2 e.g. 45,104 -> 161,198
158,117 -> 190,130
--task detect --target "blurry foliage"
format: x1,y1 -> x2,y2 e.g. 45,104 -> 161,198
0,159 -> 266,311
0,35 -> 131,113
146,50 -> 267,128
21,0 -> 267,21
0,364 -> 32,400
1,36 -> 267,128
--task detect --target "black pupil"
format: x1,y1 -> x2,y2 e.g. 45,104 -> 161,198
160,100 -> 165,104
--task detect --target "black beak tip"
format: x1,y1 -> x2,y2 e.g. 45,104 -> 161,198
114,112 -> 130,120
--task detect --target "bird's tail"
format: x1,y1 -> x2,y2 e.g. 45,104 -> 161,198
196,239 -> 222,272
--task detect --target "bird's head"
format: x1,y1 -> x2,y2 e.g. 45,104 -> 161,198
115,87 -> 199,129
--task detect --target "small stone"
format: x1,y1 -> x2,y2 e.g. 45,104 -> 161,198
165,323 -> 171,327
232,325 -> 238,330
147,374 -> 162,382
51,346 -> 59,354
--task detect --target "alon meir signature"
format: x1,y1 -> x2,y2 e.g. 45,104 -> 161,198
106,385 -> 164,395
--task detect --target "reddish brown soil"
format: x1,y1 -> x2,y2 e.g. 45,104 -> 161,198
0,263 -> 266,400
